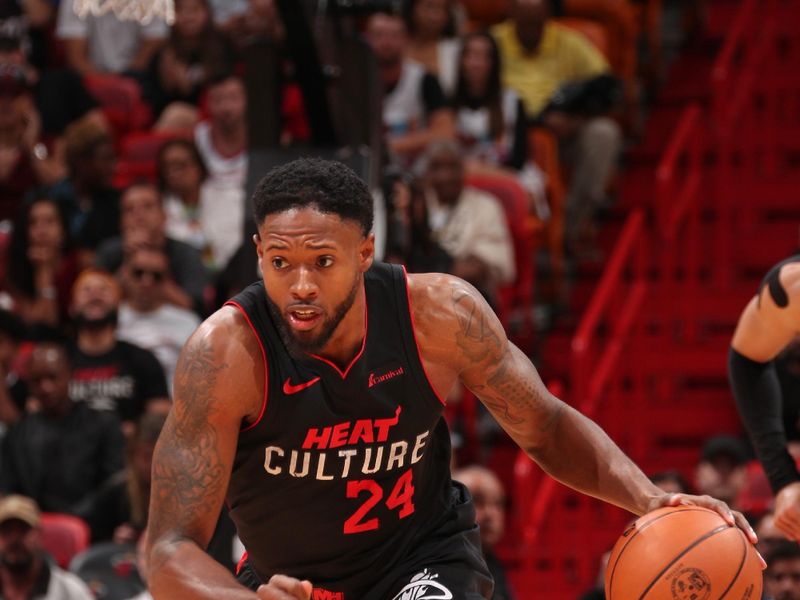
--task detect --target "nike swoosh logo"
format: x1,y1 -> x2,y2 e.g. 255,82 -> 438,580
283,377 -> 321,395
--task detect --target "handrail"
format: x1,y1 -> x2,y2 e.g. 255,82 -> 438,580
655,104 -> 702,239
571,209 -> 646,403
711,0 -> 757,125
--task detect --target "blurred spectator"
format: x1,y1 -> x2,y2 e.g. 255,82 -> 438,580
117,245 -> 200,387
81,412 -> 166,544
0,340 -> 125,513
50,119 -> 120,254
422,140 -> 515,298
695,435 -> 749,511
364,11 -> 455,168
209,0 -> 283,44
208,0 -> 248,29
453,465 -> 516,600
403,0 -> 461,96
450,31 -> 547,210
0,34 -> 104,141
385,175 -> 453,275
157,139 -> 244,272
68,268 -> 169,434
0,63 -> 63,216
451,32 -> 528,171
147,0 -> 238,126
492,0 -> 621,255
0,495 -> 94,599
0,0 -> 57,71
95,182 -> 209,312
650,470 -> 691,495
56,0 -> 168,77
194,73 -> 248,189
6,193 -> 79,328
765,541 -> 800,600
0,308 -> 25,425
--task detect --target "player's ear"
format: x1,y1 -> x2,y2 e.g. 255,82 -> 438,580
359,233 -> 375,272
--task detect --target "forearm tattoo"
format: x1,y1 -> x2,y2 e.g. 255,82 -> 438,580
149,340 -> 228,553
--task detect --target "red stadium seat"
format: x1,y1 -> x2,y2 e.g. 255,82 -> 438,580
40,513 -> 91,569
84,74 -> 152,139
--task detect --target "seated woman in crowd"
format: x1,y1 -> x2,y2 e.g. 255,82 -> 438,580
404,0 -> 462,97
450,31 -> 547,212
148,0 -> 238,130
6,192 -> 78,328
157,138 -> 243,273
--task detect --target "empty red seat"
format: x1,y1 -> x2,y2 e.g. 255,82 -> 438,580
40,513 -> 91,569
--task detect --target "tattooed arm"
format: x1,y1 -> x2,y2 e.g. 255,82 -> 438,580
147,308 -> 312,600
409,274 -> 756,535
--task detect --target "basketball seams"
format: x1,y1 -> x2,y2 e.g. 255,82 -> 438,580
716,529 -> 748,600
638,524 -> 730,600
607,508 -> 714,597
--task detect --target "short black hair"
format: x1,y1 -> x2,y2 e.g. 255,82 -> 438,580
252,158 -> 373,236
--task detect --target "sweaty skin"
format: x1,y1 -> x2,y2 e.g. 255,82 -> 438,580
147,208 -> 759,600
732,259 -> 800,540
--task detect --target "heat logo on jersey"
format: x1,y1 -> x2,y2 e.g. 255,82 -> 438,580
262,406 -> 432,481
391,569 -> 453,600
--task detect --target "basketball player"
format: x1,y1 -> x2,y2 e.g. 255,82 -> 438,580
730,256 -> 800,541
147,158 -> 758,600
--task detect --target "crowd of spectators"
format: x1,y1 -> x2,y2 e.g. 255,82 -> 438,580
0,0 -> 723,598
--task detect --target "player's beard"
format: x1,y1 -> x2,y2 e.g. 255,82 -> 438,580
266,273 -> 362,359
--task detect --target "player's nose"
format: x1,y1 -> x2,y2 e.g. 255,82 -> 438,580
289,267 -> 319,300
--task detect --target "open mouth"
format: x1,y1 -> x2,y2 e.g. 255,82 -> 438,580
287,307 -> 323,331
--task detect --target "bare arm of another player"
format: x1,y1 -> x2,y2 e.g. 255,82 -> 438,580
730,261 -> 800,540
146,308 -> 312,600
411,274 -> 756,539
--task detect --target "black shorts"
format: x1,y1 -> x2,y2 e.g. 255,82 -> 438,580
237,482 -> 493,599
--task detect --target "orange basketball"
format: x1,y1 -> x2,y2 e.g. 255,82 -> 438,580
605,506 -> 762,600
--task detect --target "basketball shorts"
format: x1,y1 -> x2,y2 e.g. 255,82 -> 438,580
237,482 -> 494,599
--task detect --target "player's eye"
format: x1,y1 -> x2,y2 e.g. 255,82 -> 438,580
271,257 -> 288,270
317,256 -> 334,268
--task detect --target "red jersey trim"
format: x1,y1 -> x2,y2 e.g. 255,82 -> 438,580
308,300 -> 368,379
225,301 -> 269,432
402,266 -> 446,406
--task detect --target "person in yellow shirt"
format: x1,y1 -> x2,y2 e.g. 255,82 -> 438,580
492,0 -> 621,258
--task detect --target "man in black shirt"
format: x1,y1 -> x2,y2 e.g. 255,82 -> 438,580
68,268 -> 169,433
0,340 -> 125,514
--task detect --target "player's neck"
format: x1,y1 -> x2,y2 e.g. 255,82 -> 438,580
313,288 -> 367,370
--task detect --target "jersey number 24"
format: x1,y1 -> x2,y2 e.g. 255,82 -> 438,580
343,468 -> 415,534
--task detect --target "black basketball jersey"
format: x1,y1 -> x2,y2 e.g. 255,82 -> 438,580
225,262 -> 459,596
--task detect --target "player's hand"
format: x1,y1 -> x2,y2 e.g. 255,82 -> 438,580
647,493 -> 759,545
774,481 -> 800,540
256,574 -> 313,600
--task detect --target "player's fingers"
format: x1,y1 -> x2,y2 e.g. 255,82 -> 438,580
267,575 -> 313,599
731,510 -> 758,545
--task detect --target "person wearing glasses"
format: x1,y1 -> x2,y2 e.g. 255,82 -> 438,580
117,244 -> 200,389
95,182 -> 209,313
